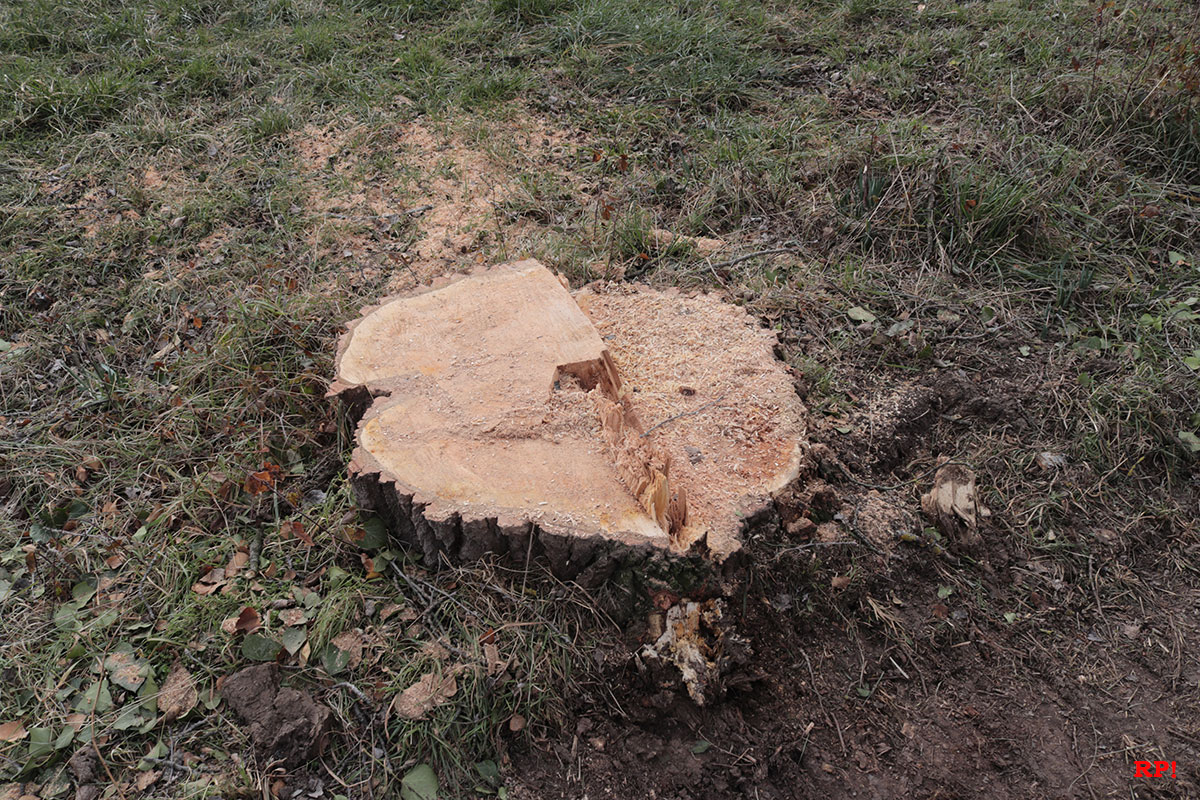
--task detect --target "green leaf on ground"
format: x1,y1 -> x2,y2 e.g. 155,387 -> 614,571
77,679 -> 113,714
241,634 -> 282,662
359,518 -> 388,549
401,763 -> 439,800
282,627 -> 307,655
71,581 -> 96,605
27,727 -> 55,760
105,646 -> 147,692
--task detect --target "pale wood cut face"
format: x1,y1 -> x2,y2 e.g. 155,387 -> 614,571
336,259 -> 806,562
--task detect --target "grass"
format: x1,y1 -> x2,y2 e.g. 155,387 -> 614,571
1,0 -> 1198,794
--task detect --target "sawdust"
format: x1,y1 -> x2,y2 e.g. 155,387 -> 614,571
291,119 -> 575,290
579,284 -> 807,557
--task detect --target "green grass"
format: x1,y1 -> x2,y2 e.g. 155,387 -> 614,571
1,0 -> 1198,793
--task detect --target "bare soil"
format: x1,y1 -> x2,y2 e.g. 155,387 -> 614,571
508,369 -> 1199,799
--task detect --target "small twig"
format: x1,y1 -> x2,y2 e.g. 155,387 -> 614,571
329,681 -> 374,707
707,246 -> 801,273
142,756 -> 195,774
776,540 -> 861,557
641,393 -> 726,437
839,459 -> 973,492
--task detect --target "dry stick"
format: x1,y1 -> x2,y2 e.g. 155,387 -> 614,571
640,393 -> 727,438
706,246 -> 802,273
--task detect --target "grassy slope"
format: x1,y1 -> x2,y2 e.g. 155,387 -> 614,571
1,0 -> 1198,794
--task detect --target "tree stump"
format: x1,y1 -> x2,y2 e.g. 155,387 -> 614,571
330,259 -> 807,588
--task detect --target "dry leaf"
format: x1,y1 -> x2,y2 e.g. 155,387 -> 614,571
390,668 -> 462,720
331,630 -> 364,669
278,608 -> 307,627
233,606 -> 262,634
191,566 -> 226,595
159,661 -> 198,723
483,642 -> 505,677
225,551 -> 249,578
0,720 -> 27,742
380,603 -> 415,623
418,640 -> 450,661
135,770 -> 160,791
508,713 -> 527,732
192,580 -> 224,596
106,650 -> 146,691
831,575 -> 851,590
244,464 -> 281,495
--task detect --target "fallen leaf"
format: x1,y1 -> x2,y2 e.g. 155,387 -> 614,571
847,306 -> 876,324
484,642 -> 505,676
135,770 -> 160,791
241,634 -> 282,662
330,630 -> 364,669
159,662 -> 198,723
508,713 -> 526,732
278,608 -> 307,627
282,627 -> 307,656
419,640 -> 451,661
225,551 -> 249,578
1035,451 -> 1068,470
105,649 -> 147,692
831,575 -> 851,590
234,606 -> 262,634
391,668 -> 462,720
400,763 -> 439,800
0,720 -> 27,742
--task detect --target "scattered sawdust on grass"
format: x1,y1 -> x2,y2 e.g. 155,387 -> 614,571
290,119 -> 577,291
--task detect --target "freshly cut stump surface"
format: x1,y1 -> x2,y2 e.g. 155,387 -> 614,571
331,259 -> 806,583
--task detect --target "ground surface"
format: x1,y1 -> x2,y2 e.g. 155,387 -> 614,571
1,0 -> 1198,798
